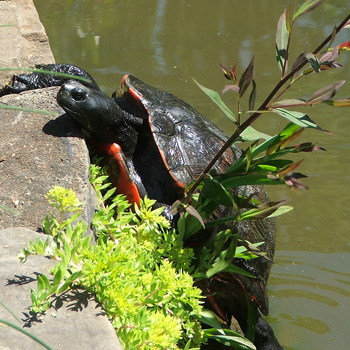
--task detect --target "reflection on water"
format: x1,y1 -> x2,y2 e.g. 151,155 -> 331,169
268,251 -> 350,349
33,1 -> 350,349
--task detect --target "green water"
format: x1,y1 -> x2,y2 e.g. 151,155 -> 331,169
34,1 -> 350,348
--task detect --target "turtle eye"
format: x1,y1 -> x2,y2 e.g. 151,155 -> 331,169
71,88 -> 87,101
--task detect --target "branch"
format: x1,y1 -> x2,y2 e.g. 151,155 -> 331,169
185,13 -> 350,200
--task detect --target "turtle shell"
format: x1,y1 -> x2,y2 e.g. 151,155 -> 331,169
116,75 -> 276,321
118,75 -> 241,186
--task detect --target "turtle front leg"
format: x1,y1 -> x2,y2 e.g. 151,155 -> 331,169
0,63 -> 99,97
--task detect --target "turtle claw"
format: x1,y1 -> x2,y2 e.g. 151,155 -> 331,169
254,317 -> 285,350
162,205 -> 179,229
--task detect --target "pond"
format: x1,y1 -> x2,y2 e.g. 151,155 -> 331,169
33,1 -> 350,349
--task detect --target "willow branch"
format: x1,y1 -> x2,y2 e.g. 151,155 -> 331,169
186,13 -> 350,200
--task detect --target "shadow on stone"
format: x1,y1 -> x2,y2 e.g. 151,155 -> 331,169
42,112 -> 84,139
6,274 -> 36,286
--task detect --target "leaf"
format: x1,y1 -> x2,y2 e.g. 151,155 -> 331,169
219,63 -> 235,81
239,55 -> 255,97
222,84 -> 240,93
219,173 -> 283,189
276,10 -> 289,73
325,99 -> 350,107
194,79 -> 237,122
185,205 -> 205,229
245,146 -> 252,172
240,126 -> 271,142
272,108 -> 326,132
284,172 -> 309,190
290,52 -> 307,76
204,328 -> 256,349
278,159 -> 304,179
239,200 -> 288,221
53,268 -> 63,288
319,46 -> 339,63
198,309 -> 223,328
294,0 -> 324,20
271,98 -> 306,107
306,80 -> 345,103
248,79 -> 257,111
103,187 -> 116,201
274,126 -> 304,152
206,258 -> 254,278
267,205 -> 294,218
305,53 -> 321,73
202,177 -> 234,207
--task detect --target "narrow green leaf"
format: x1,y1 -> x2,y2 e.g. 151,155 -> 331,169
294,0 -> 324,20
59,255 -> 68,278
307,80 -> 345,103
0,318 -> 53,349
0,66 -> 92,84
272,108 -> 325,131
103,187 -> 116,201
239,200 -> 288,220
239,55 -> 255,97
177,215 -> 186,241
194,79 -> 237,122
37,290 -> 49,302
198,309 -> 223,328
202,177 -> 234,207
53,268 -> 63,288
37,276 -> 45,294
224,173 -> 286,188
0,103 -> 57,116
245,146 -> 252,172
39,274 -> 51,291
240,126 -> 271,142
57,280 -> 71,294
204,328 -> 256,349
267,205 -> 294,218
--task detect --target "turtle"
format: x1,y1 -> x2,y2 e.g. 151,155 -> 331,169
0,64 -> 283,350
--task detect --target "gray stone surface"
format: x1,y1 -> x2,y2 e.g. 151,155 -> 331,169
0,88 -> 96,231
0,0 -> 55,83
0,1 -> 122,349
0,228 -> 122,350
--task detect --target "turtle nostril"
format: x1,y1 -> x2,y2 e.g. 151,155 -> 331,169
71,88 -> 87,101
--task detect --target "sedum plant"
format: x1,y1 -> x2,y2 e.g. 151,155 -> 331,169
19,163 -> 260,350
19,166 -> 203,349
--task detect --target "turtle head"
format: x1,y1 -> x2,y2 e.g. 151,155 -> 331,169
57,80 -> 143,155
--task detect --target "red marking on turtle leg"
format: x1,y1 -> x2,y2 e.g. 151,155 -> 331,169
89,139 -> 141,207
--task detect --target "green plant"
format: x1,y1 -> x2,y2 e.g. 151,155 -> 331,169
175,0 -> 350,241
19,168 -> 203,349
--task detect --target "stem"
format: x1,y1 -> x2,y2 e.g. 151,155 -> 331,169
185,13 -> 350,200
269,73 -> 303,106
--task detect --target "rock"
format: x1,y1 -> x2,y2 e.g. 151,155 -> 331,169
0,88 -> 96,231
0,2 -> 122,349
0,0 -> 55,84
0,227 -> 122,350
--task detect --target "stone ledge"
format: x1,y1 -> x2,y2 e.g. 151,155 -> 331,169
0,1 -> 122,349
0,227 -> 122,350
